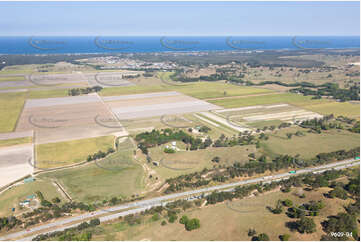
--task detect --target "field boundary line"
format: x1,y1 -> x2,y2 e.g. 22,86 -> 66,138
52,180 -> 72,202
204,92 -> 277,101
95,92 -> 128,135
193,113 -> 220,127
12,92 -> 27,132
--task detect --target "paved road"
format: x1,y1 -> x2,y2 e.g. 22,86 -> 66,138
1,158 -> 359,241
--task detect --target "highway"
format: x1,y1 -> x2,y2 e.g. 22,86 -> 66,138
1,158 -> 359,241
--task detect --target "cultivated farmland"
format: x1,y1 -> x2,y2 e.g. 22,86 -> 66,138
16,94 -> 125,144
0,144 -> 33,189
104,91 -> 221,120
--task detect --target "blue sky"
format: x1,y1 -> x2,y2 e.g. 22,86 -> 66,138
0,1 -> 359,36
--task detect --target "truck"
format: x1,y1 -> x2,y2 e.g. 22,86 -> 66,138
289,170 -> 296,174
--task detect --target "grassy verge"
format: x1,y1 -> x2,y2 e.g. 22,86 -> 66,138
0,137 -> 32,148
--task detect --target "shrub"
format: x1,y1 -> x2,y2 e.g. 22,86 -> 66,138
283,199 -> 293,207
151,213 -> 160,222
179,215 -> 189,224
296,217 -> 316,233
168,214 -> 177,223
185,218 -> 200,231
279,234 -> 290,241
164,147 -> 176,154
89,218 -> 100,227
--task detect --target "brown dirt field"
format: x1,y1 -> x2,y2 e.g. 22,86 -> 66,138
0,144 -> 33,188
105,94 -> 198,108
16,98 -> 123,144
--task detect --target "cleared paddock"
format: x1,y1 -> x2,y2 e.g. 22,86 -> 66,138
0,130 -> 33,141
215,103 -> 323,126
28,73 -> 88,86
0,144 -> 33,188
16,94 -> 126,144
85,72 -> 137,87
104,91 -> 221,120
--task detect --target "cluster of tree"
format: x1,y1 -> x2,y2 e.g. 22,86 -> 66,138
213,133 -> 257,147
327,183 -> 349,200
170,73 -> 227,83
316,147 -> 359,164
123,214 -> 142,226
15,193 -> 131,232
321,213 -> 359,241
123,74 -> 140,79
286,200 -> 325,218
349,121 -> 360,133
143,72 -> 154,77
256,122 -> 292,133
118,199 -> 196,228
0,216 -> 21,232
179,215 -> 201,231
198,125 -> 211,133
336,116 -> 356,124
32,218 -> 100,241
290,83 -> 360,101
293,217 -> 317,234
320,175 -> 360,240
165,179 -> 211,194
228,77 -> 329,89
269,200 -> 284,214
298,115 -> 343,133
136,129 -> 256,155
68,86 -> 103,96
135,129 -> 193,154
286,131 -> 305,139
22,200 -> 99,228
164,147 -> 359,195
87,147 -> 115,161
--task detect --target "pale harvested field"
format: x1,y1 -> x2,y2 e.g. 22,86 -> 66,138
243,110 -> 322,122
0,130 -> 33,140
0,73 -> 89,90
105,91 -> 221,120
28,73 -> 88,87
0,144 -> 33,188
198,111 -> 250,132
85,72 -> 136,87
0,89 -> 28,93
216,103 -> 323,124
16,94 -> 125,144
0,80 -> 34,89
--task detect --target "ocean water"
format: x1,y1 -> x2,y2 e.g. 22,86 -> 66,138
0,36 -> 359,54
